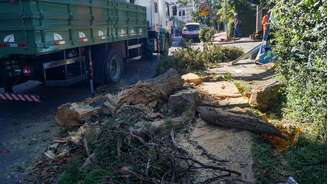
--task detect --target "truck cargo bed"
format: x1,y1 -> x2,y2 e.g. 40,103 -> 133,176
0,0 -> 147,59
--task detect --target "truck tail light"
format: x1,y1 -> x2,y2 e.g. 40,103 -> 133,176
23,65 -> 31,76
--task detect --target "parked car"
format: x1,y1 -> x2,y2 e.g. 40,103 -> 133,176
182,23 -> 200,42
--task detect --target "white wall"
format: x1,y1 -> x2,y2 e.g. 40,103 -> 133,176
134,0 -> 171,31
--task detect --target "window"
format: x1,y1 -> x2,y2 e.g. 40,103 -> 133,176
185,24 -> 200,31
154,2 -> 158,13
166,3 -> 170,16
179,11 -> 181,16
182,10 -> 185,16
172,6 -> 177,16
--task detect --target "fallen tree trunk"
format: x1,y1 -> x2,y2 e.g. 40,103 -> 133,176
197,106 -> 285,138
114,68 -> 183,109
56,69 -> 183,127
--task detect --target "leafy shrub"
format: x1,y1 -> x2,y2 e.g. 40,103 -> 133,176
243,2 -> 327,183
157,48 -> 207,74
58,156 -> 85,184
201,44 -> 244,63
199,28 -> 216,42
222,72 -> 233,81
221,46 -> 244,61
180,38 -> 192,48
270,0 -> 327,140
57,155 -> 113,184
253,134 -> 327,184
157,44 -> 244,74
234,80 -> 252,96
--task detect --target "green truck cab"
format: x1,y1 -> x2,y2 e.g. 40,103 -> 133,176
0,0 -> 169,92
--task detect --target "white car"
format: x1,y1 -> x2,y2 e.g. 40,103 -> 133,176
182,23 -> 200,41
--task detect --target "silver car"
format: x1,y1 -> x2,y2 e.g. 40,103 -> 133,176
182,23 -> 200,42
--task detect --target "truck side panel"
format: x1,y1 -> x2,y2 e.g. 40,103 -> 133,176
0,0 -> 147,59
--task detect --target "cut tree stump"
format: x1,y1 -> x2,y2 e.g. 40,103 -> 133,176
168,89 -> 199,116
197,106 -> 285,138
249,81 -> 283,111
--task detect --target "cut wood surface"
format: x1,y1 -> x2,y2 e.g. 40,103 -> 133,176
181,73 -> 202,85
55,102 -> 101,128
197,106 -> 285,138
197,81 -> 242,98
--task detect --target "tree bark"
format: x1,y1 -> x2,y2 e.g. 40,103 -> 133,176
115,68 -> 183,108
56,69 -> 183,127
197,106 -> 285,138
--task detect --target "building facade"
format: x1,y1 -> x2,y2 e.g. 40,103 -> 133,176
134,0 -> 171,31
167,0 -> 195,24
132,0 -> 196,35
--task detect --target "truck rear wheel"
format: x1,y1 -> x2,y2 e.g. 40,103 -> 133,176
0,66 -> 14,93
105,50 -> 124,83
161,36 -> 170,56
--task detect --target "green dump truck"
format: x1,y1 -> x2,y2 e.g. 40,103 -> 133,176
0,0 -> 170,92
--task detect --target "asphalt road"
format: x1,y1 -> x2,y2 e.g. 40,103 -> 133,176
169,36 -> 260,55
0,58 -> 158,184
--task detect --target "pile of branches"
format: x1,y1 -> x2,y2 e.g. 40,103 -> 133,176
85,123 -> 242,184
28,68 -> 283,183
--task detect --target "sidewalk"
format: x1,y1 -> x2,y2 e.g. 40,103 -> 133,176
212,32 -> 257,45
213,37 -> 257,45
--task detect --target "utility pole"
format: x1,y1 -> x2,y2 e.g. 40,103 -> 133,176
224,0 -> 227,32
211,0 -> 217,28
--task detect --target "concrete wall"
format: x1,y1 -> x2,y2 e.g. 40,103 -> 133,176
237,3 -> 256,37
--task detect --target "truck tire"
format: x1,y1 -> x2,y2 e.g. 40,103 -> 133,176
105,49 -> 124,83
161,35 -> 170,56
0,66 -> 14,93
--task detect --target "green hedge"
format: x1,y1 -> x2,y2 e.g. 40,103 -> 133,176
157,44 -> 244,74
270,0 -> 327,139
199,28 -> 216,42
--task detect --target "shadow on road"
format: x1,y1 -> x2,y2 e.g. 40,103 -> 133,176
0,57 -> 158,184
